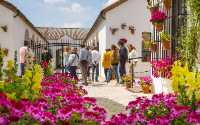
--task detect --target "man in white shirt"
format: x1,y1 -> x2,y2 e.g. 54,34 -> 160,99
91,46 -> 101,82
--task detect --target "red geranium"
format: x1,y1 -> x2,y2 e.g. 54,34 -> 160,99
150,11 -> 167,25
42,61 -> 48,69
132,46 -> 136,50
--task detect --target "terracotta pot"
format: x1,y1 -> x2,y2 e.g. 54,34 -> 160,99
155,23 -> 163,32
150,44 -> 157,52
121,25 -> 125,29
161,40 -> 170,50
163,0 -> 171,10
4,51 -> 8,56
150,6 -> 157,15
3,27 -> 7,32
112,30 -> 115,35
125,82 -> 132,88
8,75 -> 12,80
131,30 -> 135,34
147,58 -> 151,62
141,85 -> 150,93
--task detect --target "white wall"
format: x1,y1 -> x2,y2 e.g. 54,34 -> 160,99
105,0 -> 151,77
0,4 -> 46,76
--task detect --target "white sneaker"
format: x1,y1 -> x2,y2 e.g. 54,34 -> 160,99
115,83 -> 118,86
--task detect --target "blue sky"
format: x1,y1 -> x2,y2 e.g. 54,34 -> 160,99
7,0 -> 118,28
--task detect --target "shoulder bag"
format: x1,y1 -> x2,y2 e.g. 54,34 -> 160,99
65,56 -> 76,71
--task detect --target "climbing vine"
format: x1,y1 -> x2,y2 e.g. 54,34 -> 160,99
177,0 -> 200,71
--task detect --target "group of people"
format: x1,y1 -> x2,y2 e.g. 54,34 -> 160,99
19,40 -> 138,86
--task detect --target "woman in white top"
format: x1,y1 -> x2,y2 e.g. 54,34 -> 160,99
126,44 -> 138,78
68,50 -> 79,79
63,46 -> 70,75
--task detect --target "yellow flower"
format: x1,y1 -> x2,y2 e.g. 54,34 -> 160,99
196,91 -> 200,99
178,76 -> 185,86
24,70 -> 32,78
0,81 -> 4,89
186,72 -> 195,84
24,78 -> 31,86
183,66 -> 189,76
35,65 -> 41,73
174,61 -> 182,66
172,78 -> 179,91
21,93 -> 28,98
0,48 -> 5,58
6,60 -> 13,69
190,81 -> 199,90
171,65 -> 183,76
6,93 -> 16,99
32,95 -> 38,100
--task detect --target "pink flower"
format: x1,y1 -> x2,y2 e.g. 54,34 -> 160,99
142,34 -> 146,37
141,38 -> 144,42
154,2 -> 158,6
149,48 -> 151,51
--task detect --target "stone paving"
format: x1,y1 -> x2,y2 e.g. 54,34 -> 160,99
79,77 -> 153,121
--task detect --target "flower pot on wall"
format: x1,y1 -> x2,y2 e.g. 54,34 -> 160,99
150,44 -> 157,52
163,0 -> 171,10
4,51 -> 8,56
2,27 -> 7,32
112,30 -> 115,35
147,58 -> 151,62
155,23 -> 163,32
131,30 -> 135,34
161,40 -> 170,50
150,7 -> 157,15
121,25 -> 125,29
125,82 -> 132,88
141,85 -> 150,93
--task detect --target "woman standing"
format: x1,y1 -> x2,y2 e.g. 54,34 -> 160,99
102,48 -> 111,82
63,46 -> 70,75
127,44 -> 138,80
86,46 -> 92,83
68,50 -> 79,79
106,45 -> 119,85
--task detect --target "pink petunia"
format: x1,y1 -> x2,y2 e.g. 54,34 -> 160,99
141,38 -> 144,42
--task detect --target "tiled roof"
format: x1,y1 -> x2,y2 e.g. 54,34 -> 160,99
84,0 -> 128,43
0,0 -> 48,43
36,27 -> 90,40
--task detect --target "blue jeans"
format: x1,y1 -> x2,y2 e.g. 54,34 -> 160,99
20,63 -> 25,76
70,66 -> 78,79
106,65 -> 119,83
87,66 -> 91,77
92,62 -> 99,81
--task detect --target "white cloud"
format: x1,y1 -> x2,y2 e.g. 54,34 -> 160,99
59,3 -> 90,12
44,0 -> 66,4
46,22 -> 50,26
62,22 -> 84,28
103,0 -> 118,7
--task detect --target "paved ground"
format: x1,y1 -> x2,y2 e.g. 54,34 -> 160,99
78,77 -> 153,121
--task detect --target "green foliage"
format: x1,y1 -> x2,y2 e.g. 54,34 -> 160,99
159,30 -> 171,41
177,0 -> 200,71
142,32 -> 156,49
122,74 -> 132,82
0,48 -> 3,81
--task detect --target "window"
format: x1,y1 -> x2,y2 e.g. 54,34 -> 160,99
141,32 -> 151,62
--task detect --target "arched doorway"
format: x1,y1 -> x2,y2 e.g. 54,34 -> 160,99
24,29 -> 30,44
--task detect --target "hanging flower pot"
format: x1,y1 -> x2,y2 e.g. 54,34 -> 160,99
150,43 -> 157,52
161,40 -> 170,50
141,85 -> 150,93
112,30 -> 115,35
4,51 -> 8,56
150,7 -> 157,16
131,30 -> 135,34
3,27 -> 7,32
147,58 -> 151,62
110,27 -> 119,35
120,38 -> 127,45
155,23 -> 163,32
3,48 -> 9,56
121,25 -> 124,29
163,0 -> 172,10
1,25 -> 8,32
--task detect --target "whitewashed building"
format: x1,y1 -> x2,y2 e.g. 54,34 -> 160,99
0,0 -> 48,76
84,0 -> 152,78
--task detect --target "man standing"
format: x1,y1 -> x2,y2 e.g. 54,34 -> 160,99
102,48 -> 111,82
118,41 -> 128,84
91,46 -> 101,82
41,46 -> 52,63
79,44 -> 90,86
19,41 -> 32,76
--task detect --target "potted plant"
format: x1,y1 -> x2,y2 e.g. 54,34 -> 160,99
150,11 -> 167,32
142,33 -> 157,52
122,74 -> 132,88
1,25 -> 8,32
120,38 -> 127,45
146,1 -> 160,15
163,0 -> 172,10
128,26 -> 136,34
137,77 -> 153,93
146,56 -> 151,62
159,30 -> 171,50
121,23 -> 126,29
110,27 -> 119,35
4,48 -> 9,56
132,46 -> 136,50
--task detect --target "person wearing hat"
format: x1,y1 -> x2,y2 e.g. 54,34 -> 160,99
102,48 -> 111,82
19,41 -> 32,76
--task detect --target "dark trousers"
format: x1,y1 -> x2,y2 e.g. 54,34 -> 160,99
70,66 -> 78,79
119,61 -> 126,79
104,68 -> 112,80
87,66 -> 91,77
20,63 -> 25,76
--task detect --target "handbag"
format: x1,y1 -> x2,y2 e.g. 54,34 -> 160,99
65,56 -> 76,71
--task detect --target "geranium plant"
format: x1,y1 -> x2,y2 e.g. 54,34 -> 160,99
110,27 -> 119,32
137,77 -> 153,86
159,30 -> 171,41
142,32 -> 156,49
132,46 -> 136,50
150,11 -> 167,25
120,38 -> 127,44
3,48 -> 9,53
1,25 -> 8,29
122,74 -> 132,82
121,23 -> 126,27
145,0 -> 160,9
128,26 -> 136,31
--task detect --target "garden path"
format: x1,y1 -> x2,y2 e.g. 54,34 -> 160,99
79,77 -> 153,121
